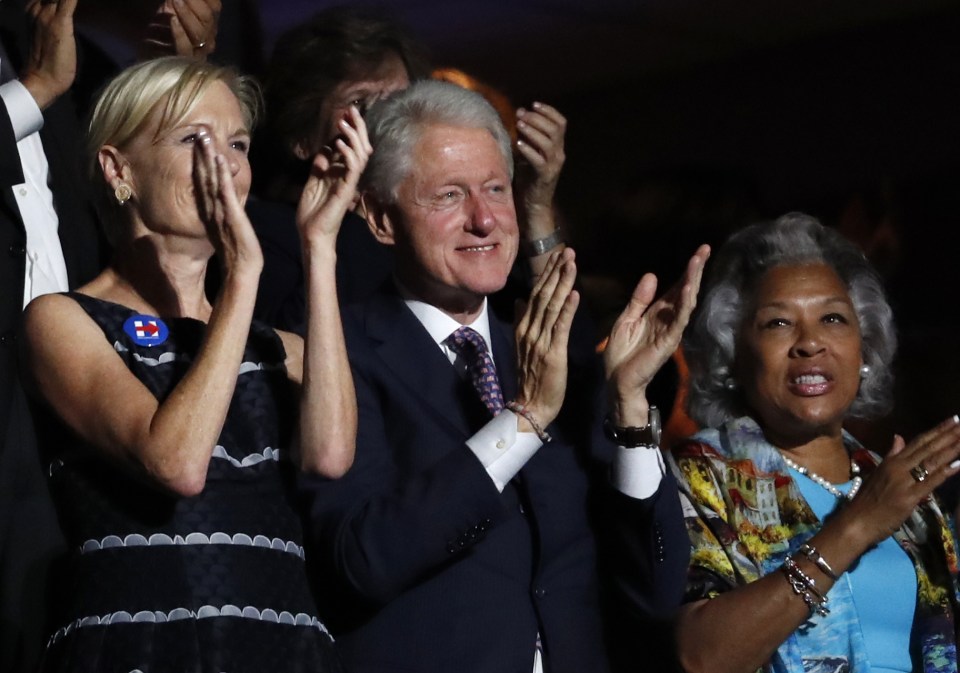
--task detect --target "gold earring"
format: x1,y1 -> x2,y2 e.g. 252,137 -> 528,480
114,183 -> 132,204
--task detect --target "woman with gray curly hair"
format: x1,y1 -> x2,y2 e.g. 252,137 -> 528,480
670,213 -> 960,673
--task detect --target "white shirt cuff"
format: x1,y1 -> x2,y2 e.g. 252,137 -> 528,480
611,446 -> 665,500
466,410 -> 542,492
0,80 -> 44,141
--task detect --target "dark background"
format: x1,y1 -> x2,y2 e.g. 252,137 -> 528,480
78,0 -> 960,443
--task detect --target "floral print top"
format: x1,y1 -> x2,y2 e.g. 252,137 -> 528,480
668,416 -> 960,673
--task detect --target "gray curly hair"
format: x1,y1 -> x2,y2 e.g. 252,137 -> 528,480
684,212 -> 897,428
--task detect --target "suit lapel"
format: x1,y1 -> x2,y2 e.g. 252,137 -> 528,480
362,287 -> 487,438
489,312 -> 517,404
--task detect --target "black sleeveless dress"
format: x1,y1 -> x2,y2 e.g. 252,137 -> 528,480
36,293 -> 340,673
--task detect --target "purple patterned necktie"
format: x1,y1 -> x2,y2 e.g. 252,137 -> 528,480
447,326 -> 505,416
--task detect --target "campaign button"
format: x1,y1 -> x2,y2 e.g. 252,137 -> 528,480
123,315 -> 169,347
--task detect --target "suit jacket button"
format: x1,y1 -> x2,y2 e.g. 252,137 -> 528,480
534,587 -> 546,598
9,243 -> 26,258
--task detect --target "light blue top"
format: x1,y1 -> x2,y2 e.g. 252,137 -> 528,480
790,468 -> 916,673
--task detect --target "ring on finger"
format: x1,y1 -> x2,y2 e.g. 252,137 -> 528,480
910,463 -> 930,483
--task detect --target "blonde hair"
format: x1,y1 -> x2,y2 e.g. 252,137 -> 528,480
87,56 -> 261,244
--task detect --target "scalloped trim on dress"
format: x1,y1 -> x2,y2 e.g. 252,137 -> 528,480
48,445 -> 282,477
47,605 -> 333,647
211,445 -> 281,468
113,341 -> 185,367
79,532 -> 305,559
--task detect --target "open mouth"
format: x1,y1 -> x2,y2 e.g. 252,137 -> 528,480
792,374 -> 828,385
458,244 -> 497,253
788,371 -> 833,395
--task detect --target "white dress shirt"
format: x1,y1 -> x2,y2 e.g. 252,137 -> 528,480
0,50 -> 70,308
401,291 -> 665,499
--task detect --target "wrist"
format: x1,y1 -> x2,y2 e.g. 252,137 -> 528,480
21,74 -> 58,111
607,388 -> 650,428
521,229 -> 564,258
507,401 -> 552,443
604,407 -> 661,448
301,235 -> 338,262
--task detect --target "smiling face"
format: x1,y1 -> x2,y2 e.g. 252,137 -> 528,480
112,80 -> 252,244
381,123 -> 518,321
737,263 -> 863,446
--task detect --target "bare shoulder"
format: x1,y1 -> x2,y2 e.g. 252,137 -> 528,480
22,293 -> 105,357
274,329 -> 304,386
21,293 -> 117,389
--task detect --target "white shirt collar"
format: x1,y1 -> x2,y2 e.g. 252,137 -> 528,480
396,281 -> 494,360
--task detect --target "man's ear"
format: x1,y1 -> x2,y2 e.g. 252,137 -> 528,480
97,145 -> 131,190
359,192 -> 397,246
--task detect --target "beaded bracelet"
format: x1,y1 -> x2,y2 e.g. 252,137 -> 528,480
798,543 -> 839,581
506,401 -> 552,443
781,557 -> 829,617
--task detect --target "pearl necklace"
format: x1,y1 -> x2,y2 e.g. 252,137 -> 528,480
780,453 -> 862,500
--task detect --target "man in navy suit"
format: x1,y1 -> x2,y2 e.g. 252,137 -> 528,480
302,80 -> 710,673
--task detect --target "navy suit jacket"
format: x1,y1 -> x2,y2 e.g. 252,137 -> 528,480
301,283 -> 689,673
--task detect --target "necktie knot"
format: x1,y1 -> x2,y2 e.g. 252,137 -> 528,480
447,327 -> 504,416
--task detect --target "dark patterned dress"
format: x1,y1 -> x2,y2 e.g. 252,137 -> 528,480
36,293 -> 340,673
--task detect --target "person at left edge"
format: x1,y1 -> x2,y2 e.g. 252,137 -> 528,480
302,80 -> 709,673
2,2 -> 99,670
20,55 -> 368,672
2,2 -> 219,670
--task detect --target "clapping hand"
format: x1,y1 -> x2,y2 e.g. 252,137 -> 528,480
142,0 -> 221,60
844,416 -> 960,547
296,105 -> 373,246
513,248 -> 580,432
192,125 -> 262,276
22,0 -> 79,110
515,103 -> 566,225
604,245 -> 711,426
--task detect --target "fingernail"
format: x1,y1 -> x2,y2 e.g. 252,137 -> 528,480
953,414 -> 959,424
533,101 -> 542,109
950,459 -> 960,469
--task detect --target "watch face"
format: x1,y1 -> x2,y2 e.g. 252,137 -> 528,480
649,407 -> 662,445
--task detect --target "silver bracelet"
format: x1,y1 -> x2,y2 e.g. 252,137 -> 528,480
523,229 -> 564,257
799,543 -> 839,580
782,557 -> 829,617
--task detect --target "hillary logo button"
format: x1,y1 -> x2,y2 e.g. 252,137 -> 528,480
123,315 -> 169,347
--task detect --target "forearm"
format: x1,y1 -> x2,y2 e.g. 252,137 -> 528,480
299,239 -> 357,477
136,270 -> 260,495
676,511 -> 873,673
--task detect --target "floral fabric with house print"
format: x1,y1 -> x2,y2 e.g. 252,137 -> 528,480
668,416 -> 960,673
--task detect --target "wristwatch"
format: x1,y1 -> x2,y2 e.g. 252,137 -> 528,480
603,407 -> 661,448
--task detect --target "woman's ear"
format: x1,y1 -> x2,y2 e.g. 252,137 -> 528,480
97,145 -> 131,190
360,192 -> 397,246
